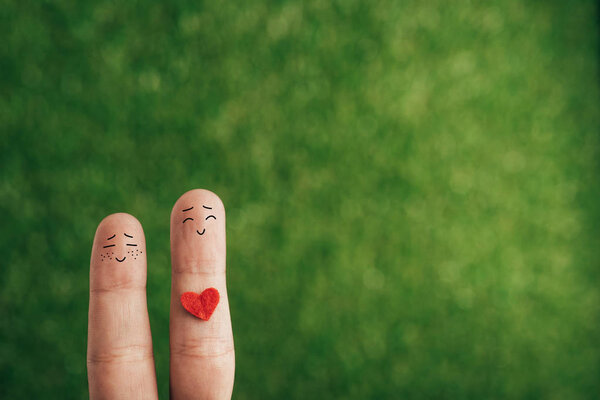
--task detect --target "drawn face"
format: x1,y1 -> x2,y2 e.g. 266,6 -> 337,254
99,232 -> 142,263
181,204 -> 217,236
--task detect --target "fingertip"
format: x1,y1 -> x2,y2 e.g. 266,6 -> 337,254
170,188 -> 227,274
171,189 -> 225,222
91,213 -> 147,291
94,213 -> 143,240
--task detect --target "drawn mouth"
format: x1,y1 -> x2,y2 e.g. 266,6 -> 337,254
196,229 -> 205,236
115,256 -> 126,262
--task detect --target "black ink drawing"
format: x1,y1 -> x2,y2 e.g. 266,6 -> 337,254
100,233 -> 142,262
181,205 -> 216,236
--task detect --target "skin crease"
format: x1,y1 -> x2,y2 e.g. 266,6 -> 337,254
87,191 -> 234,400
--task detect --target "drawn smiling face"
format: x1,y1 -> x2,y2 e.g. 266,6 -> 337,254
181,205 -> 217,236
100,232 -> 142,263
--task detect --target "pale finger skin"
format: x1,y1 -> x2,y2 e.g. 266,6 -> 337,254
87,213 -> 158,400
170,189 -> 235,399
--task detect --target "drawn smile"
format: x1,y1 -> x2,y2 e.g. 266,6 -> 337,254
181,205 -> 215,238
115,256 -> 126,262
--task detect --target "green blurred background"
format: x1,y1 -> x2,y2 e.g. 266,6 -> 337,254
1,0 -> 600,398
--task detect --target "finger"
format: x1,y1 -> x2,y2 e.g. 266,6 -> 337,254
170,189 -> 235,399
87,213 -> 158,400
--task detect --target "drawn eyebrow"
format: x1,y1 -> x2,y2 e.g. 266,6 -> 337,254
103,244 -> 115,248
183,217 -> 193,223
126,244 -> 137,246
182,207 -> 194,212
124,233 -> 133,238
202,205 -> 212,209
205,215 -> 216,220
107,234 -> 116,240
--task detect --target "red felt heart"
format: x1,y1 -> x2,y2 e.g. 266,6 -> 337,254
180,288 -> 220,321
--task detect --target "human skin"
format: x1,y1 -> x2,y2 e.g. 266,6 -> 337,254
87,189 -> 235,399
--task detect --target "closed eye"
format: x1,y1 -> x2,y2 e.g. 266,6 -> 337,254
205,215 -> 216,221
183,217 -> 194,224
